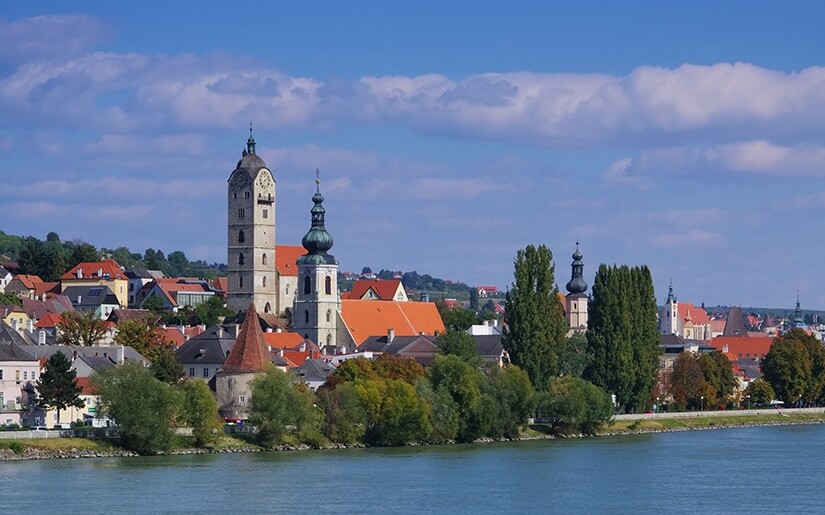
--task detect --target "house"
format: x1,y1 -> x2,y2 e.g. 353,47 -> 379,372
338,299 -> 445,349
175,325 -> 235,381
0,323 -> 39,426
294,358 -> 336,391
342,279 -> 409,302
0,304 -> 32,336
61,259 -> 129,308
106,308 -> 156,325
137,278 -> 217,311
472,334 -> 510,367
358,331 -> 438,366
469,320 -> 502,336
62,285 -> 121,320
476,285 -> 498,298
5,274 -> 45,299
124,268 -> 161,306
0,266 -> 12,293
708,336 -> 774,361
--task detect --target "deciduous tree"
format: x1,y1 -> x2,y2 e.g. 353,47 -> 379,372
57,311 -> 108,346
761,329 -> 816,405
178,379 -> 222,447
249,366 -> 322,447
435,327 -> 479,363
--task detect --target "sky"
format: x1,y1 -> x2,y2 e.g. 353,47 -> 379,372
1,2 -> 824,309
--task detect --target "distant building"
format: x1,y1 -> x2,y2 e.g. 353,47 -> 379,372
659,282 -> 712,340
564,243 -> 588,333
61,259 -> 128,308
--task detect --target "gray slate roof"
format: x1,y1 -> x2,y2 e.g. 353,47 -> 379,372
175,325 -> 235,365
0,324 -> 36,361
295,358 -> 336,384
358,335 -> 436,355
18,344 -> 149,363
472,334 -> 504,358
62,285 -> 120,308
0,320 -> 36,347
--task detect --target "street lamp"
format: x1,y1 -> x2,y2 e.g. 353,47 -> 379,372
746,394 -> 751,411
656,397 -> 661,414
700,396 -> 704,412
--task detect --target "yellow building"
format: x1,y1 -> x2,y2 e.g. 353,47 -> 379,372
60,259 -> 129,308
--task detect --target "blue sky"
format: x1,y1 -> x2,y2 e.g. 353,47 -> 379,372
1,2 -> 824,309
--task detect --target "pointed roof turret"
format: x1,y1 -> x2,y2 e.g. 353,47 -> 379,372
565,242 -> 587,295
220,303 -> 270,373
665,279 -> 676,304
793,291 -> 806,328
246,122 -> 256,154
298,169 -> 337,266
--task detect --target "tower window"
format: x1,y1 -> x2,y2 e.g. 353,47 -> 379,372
262,253 -> 267,265
326,309 -> 331,323
305,309 -> 309,324
263,209 -> 268,219
304,276 -> 311,295
264,302 -> 271,313
239,276 -> 243,288
239,253 -> 245,265
244,191 -> 250,199
325,276 -> 332,295
262,276 -> 267,287
233,192 -> 237,199
286,284 -> 290,295
238,208 -> 245,219
238,230 -> 245,243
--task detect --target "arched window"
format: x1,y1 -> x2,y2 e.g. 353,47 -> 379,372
238,230 -> 245,243
262,276 -> 267,287
304,276 -> 311,295
326,334 -> 331,345
262,253 -> 267,265
326,309 -> 331,323
305,309 -> 310,324
238,253 -> 245,265
239,276 -> 243,288
264,302 -> 271,313
325,276 -> 332,295
286,284 -> 290,295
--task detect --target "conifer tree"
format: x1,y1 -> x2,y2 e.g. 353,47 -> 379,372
501,244 -> 567,390
36,352 -> 85,423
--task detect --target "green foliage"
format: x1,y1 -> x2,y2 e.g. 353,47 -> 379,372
414,379 -> 459,443
142,294 -> 166,313
428,354 -> 490,441
150,345 -> 185,385
744,378 -> 775,406
469,287 -> 479,311
585,264 -> 660,413
439,304 -> 481,332
501,244 -> 567,390
249,367 -> 322,447
178,379 -> 222,447
114,319 -> 167,357
537,377 -> 613,435
669,352 -> 713,410
92,362 -> 181,455
356,378 -> 431,446
698,351 -> 737,406
316,383 -> 368,443
0,292 -> 22,307
36,352 -> 85,420
328,354 -> 425,388
435,327 -> 480,363
56,311 -> 108,346
194,296 -> 233,326
489,365 -> 534,438
559,331 -> 592,378
761,329 -> 820,405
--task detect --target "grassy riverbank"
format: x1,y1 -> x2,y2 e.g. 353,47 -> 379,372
601,412 -> 825,434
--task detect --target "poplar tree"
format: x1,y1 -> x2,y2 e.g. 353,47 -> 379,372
501,244 -> 567,390
585,264 -> 659,413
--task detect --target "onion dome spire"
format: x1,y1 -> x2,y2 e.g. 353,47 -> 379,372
665,279 -> 676,304
565,242 -> 588,295
298,169 -> 337,265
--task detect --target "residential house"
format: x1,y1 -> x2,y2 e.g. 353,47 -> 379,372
294,358 -> 336,391
175,325 -> 235,381
472,334 -> 510,368
0,305 -> 32,336
0,323 -> 39,426
5,274 -> 45,299
124,268 -> 161,306
0,266 -> 11,293
341,278 -> 408,301
61,259 -> 128,307
137,278 -> 217,311
358,331 -> 438,366
475,285 -> 498,298
338,299 -> 445,350
62,285 -> 121,320
469,320 -> 502,336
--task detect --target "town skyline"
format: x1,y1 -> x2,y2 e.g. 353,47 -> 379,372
2,3 -> 824,308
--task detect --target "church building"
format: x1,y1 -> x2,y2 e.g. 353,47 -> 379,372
564,243 -> 588,333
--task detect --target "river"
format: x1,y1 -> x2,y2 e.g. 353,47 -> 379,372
2,424 -> 823,514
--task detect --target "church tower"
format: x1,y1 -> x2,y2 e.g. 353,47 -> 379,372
292,171 -> 340,349
564,242 -> 589,332
659,280 -> 678,335
227,127 -> 278,314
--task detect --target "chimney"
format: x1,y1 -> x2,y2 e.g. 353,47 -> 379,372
388,328 -> 395,343
38,330 -> 46,345
97,267 -> 103,277
218,326 -> 224,338
27,319 -> 33,333
722,345 -> 729,353
117,345 -> 125,364
178,326 -> 185,335
278,349 -> 284,357
77,268 -> 83,279
276,327 -> 283,333
266,328 -> 273,333
76,295 -> 82,305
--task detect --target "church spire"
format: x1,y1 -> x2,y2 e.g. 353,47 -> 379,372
793,291 -> 804,326
246,122 -> 256,154
665,279 -> 676,304
565,242 -> 588,295
298,169 -> 336,264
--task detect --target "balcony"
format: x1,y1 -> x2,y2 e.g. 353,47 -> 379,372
257,194 -> 274,205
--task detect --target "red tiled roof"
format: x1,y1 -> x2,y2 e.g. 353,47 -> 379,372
710,336 -> 774,360
678,303 -> 710,325
13,274 -> 44,290
75,377 -> 95,394
34,281 -> 59,296
35,312 -> 62,329
162,328 -> 186,347
341,299 -> 445,345
710,319 -> 726,333
276,245 -> 307,277
211,277 -> 228,294
262,332 -> 305,350
221,304 -> 270,373
347,279 -> 404,301
61,259 -> 124,280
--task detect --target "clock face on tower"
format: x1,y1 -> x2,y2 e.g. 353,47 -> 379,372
257,169 -> 273,190
231,171 -> 251,190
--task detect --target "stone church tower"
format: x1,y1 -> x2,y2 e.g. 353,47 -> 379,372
292,173 -> 340,349
659,281 -> 678,335
565,242 -> 589,332
227,128 -> 278,314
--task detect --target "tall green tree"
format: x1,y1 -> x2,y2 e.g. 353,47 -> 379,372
761,329 -> 818,405
92,361 -> 181,455
435,327 -> 479,363
36,352 -> 85,423
584,264 -> 660,413
178,379 -> 222,447
57,311 -> 108,346
744,378 -> 775,406
501,244 -> 567,390
249,366 -> 322,447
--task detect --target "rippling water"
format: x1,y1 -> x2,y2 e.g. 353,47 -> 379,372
3,424 -> 823,514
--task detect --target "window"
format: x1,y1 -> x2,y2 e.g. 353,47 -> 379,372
239,253 -> 245,265
326,309 -> 331,323
244,191 -> 250,199
262,276 -> 267,287
264,302 -> 271,313
325,276 -> 332,295
286,284 -> 290,295
189,368 -> 195,377
202,368 -> 209,378
305,309 -> 310,324
0,370 -> 3,380
263,209 -> 268,219
262,253 -> 267,265
238,230 -> 245,243
304,276 -> 311,295
23,371 -> 27,380
326,334 -> 331,345
238,208 -> 245,219
233,192 -> 237,199
239,395 -> 246,404
239,276 -> 244,289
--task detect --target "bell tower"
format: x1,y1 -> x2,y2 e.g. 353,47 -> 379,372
227,125 -> 278,314
564,242 -> 589,332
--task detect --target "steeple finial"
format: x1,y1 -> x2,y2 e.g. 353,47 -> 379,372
666,279 -> 676,304
315,168 -> 321,190
246,122 -> 256,154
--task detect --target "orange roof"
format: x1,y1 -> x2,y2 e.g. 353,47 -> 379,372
221,305 -> 270,373
262,331 -> 305,350
281,350 -> 311,367
13,274 -> 44,290
211,277 -> 228,294
346,279 -> 404,301
162,328 -> 186,347
75,377 -> 95,394
276,245 -> 306,277
678,303 -> 710,325
35,312 -> 62,329
709,336 -> 774,359
61,259 -> 124,280
342,299 -> 445,345
34,281 -> 59,296
710,319 -> 726,333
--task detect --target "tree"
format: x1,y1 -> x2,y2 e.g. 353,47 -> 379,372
536,377 -> 613,435
92,361 -> 181,455
70,243 -> 99,266
440,305 -> 480,332
698,351 -> 737,406
435,327 -> 479,363
501,244 -> 567,390
356,378 -> 431,446
142,294 -> 166,314
36,352 -> 85,423
178,379 -> 222,447
316,383 -> 368,444
414,379 -> 459,443
761,330 -> 815,405
249,366 -> 322,447
669,352 -> 710,410
57,311 -> 108,346
114,319 -> 167,356
0,292 -> 22,307
194,296 -> 233,326
584,265 -> 660,413
469,287 -> 479,311
559,331 -> 592,378
489,365 -> 534,438
428,354 -> 490,442
150,345 -> 185,384
744,378 -> 775,406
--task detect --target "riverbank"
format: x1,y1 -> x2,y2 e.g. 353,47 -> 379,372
3,411 -> 825,461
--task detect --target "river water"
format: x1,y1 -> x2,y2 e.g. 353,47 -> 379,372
3,424 -> 823,514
